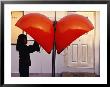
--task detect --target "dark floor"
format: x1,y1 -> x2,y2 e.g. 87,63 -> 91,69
61,72 -> 99,77
11,73 -> 61,77
11,72 -> 99,77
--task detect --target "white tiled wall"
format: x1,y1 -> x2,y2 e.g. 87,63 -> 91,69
11,45 -> 64,73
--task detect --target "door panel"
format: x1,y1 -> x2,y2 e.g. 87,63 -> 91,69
72,44 -> 78,62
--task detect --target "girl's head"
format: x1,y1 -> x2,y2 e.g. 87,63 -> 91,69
16,34 -> 27,51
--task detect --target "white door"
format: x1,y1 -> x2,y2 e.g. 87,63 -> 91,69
67,29 -> 95,68
64,12 -> 96,69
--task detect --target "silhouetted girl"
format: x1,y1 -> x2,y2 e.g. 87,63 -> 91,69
16,34 -> 40,77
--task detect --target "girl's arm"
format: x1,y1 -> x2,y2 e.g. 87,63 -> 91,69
28,41 -> 40,53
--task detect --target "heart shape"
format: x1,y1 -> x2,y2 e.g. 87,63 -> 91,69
16,13 -> 94,54
15,13 -> 54,54
56,14 -> 94,54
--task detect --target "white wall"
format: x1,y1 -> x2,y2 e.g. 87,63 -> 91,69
11,45 -> 52,73
11,45 -> 66,73
11,45 -> 98,75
